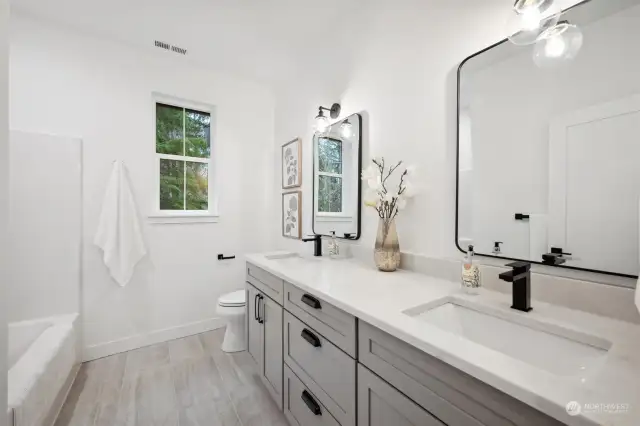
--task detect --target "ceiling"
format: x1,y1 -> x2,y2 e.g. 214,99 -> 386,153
10,0 -> 366,88
10,0 -> 591,89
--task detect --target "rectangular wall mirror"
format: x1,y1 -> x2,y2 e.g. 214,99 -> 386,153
313,113 -> 362,239
457,0 -> 640,278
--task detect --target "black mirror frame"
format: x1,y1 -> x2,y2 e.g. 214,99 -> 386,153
455,8 -> 637,279
312,113 -> 363,240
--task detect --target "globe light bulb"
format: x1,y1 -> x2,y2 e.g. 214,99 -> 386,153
544,35 -> 566,58
341,120 -> 353,138
506,0 -> 560,46
521,8 -> 542,31
315,115 -> 329,133
533,20 -> 583,68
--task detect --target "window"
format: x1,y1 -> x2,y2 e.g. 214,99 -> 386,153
317,137 -> 344,214
154,101 -> 216,219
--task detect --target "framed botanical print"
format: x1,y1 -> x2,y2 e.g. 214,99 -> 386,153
282,138 -> 302,188
282,191 -> 302,239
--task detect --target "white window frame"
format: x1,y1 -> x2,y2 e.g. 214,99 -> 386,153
149,93 -> 219,224
315,136 -> 349,219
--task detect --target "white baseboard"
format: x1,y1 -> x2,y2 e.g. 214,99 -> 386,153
82,317 -> 226,361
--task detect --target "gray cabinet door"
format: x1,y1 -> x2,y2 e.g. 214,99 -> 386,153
246,284 -> 262,368
358,365 -> 446,426
262,295 -> 284,409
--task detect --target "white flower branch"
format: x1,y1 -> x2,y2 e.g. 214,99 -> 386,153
362,158 -> 415,221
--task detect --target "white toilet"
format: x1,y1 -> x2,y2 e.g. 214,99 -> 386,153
217,290 -> 247,353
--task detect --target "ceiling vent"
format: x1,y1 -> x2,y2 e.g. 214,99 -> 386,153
154,40 -> 188,55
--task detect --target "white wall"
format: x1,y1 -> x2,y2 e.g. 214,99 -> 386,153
8,131 -> 82,322
10,14 -> 275,359
0,0 -> 8,422
272,0 -> 513,258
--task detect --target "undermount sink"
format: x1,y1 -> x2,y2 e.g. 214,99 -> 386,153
264,252 -> 300,260
264,252 -> 322,261
404,297 -> 611,376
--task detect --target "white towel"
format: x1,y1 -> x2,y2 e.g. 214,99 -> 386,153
528,214 -> 548,262
94,161 -> 146,287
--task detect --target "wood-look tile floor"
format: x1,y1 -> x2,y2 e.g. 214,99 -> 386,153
55,329 -> 289,426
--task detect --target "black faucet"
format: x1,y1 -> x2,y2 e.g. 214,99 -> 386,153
542,253 -> 566,265
498,261 -> 532,312
542,247 -> 572,265
302,235 -> 322,257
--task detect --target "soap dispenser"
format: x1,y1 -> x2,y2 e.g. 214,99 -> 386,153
493,241 -> 503,255
461,245 -> 481,295
328,231 -> 340,258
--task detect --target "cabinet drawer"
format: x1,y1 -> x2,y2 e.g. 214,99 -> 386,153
246,263 -> 284,305
284,364 -> 341,426
358,364 -> 445,426
284,311 -> 356,426
284,281 -> 357,357
359,322 -> 564,426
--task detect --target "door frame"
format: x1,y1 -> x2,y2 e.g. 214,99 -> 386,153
548,93 -> 640,278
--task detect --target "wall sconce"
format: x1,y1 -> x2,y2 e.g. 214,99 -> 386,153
314,103 -> 341,134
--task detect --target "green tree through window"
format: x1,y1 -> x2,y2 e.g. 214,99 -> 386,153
317,137 -> 343,213
156,103 -> 211,211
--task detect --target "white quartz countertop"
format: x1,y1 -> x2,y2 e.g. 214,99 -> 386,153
246,252 -> 640,426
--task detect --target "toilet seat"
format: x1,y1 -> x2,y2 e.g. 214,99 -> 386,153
218,290 -> 246,307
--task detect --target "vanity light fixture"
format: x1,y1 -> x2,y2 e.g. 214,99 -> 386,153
314,103 -> 341,134
506,0 -> 561,46
340,118 -> 353,138
533,20 -> 583,68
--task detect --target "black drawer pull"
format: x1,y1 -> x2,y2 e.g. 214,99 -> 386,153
301,390 -> 322,415
301,294 -> 321,309
254,294 -> 259,321
301,328 -> 321,348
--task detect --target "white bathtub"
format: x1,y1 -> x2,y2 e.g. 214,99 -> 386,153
7,314 -> 79,426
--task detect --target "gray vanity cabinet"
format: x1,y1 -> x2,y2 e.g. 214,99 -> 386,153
358,365 -> 445,426
246,264 -> 284,410
246,260 -> 564,426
